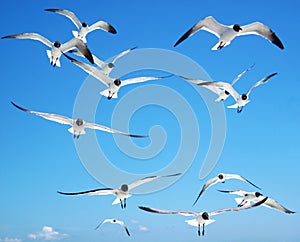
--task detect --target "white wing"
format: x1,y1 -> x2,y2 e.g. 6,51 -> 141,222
231,64 -> 254,85
11,102 -> 73,125
238,22 -> 284,49
217,189 -> 249,197
45,9 -> 82,30
2,33 -> 52,48
88,20 -> 117,34
264,198 -> 295,214
174,16 -> 229,47
111,47 -> 137,65
128,173 -> 181,190
193,176 -> 219,206
121,75 -> 171,87
246,73 -> 277,96
57,188 -> 115,196
139,206 -> 198,217
67,49 -> 106,68
224,174 -> 261,189
63,54 -> 111,86
84,122 -> 148,138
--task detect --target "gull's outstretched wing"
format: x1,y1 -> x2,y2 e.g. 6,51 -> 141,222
2,33 -> 52,48
231,64 -> 254,85
121,75 -> 172,87
45,9 -> 82,30
89,20 -> 117,34
139,206 -> 198,217
224,174 -> 261,190
193,176 -> 219,206
57,188 -> 115,196
246,73 -> 277,96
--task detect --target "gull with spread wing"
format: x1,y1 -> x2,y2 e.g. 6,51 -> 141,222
45,8 -> 117,43
2,33 -> 94,67
58,173 -> 181,209
11,102 -> 147,139
174,16 -> 284,50
95,218 -> 130,236
139,197 -> 267,237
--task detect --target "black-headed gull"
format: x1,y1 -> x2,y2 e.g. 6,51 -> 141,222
193,173 -> 260,206
69,46 -> 137,76
139,197 -> 267,237
63,53 -> 172,99
218,190 -> 295,214
57,173 -> 181,209
198,72 -> 277,113
174,16 -> 284,50
11,102 -> 147,139
2,33 -> 94,67
180,64 -> 254,102
45,8 -> 117,43
95,218 -> 130,236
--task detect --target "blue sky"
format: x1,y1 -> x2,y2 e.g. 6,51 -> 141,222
1,0 -> 300,241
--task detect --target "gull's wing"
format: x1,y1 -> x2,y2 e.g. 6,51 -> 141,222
2,33 -> 52,48
217,189 -> 249,196
111,47 -> 137,65
63,53 -> 111,86
238,22 -> 284,49
67,49 -> 106,68
84,122 -> 148,138
224,174 -> 261,190
121,75 -> 172,87
95,218 -> 113,230
11,102 -> 73,125
210,197 -> 268,216
88,20 -> 117,34
264,198 -> 295,214
139,206 -> 198,217
231,64 -> 255,85
45,9 -> 82,30
61,38 -> 94,64
193,176 -> 219,206
174,16 -> 228,47
246,72 -> 277,96
128,173 -> 181,191
57,188 -> 115,196
116,220 -> 131,236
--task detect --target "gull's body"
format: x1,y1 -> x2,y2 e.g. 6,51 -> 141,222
63,53 -> 171,99
193,173 -> 260,206
2,33 -> 94,67
198,73 -> 277,112
45,9 -> 117,43
174,16 -> 284,50
139,197 -> 267,236
11,102 -> 147,139
95,218 -> 130,236
219,190 -> 295,214
181,64 -> 254,102
58,173 -> 181,209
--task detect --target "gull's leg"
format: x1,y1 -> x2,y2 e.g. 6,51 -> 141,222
202,224 -> 205,236
124,198 -> 127,208
198,225 -> 201,236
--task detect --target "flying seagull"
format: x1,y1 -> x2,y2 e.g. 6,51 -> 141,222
218,190 -> 295,214
95,218 -> 130,236
180,64 -> 254,102
193,173 -> 261,206
139,197 -> 267,237
69,46 -> 137,75
11,102 -> 147,139
1,33 -> 94,67
63,53 -> 172,99
198,72 -> 277,113
57,173 -> 181,209
45,8 -> 117,43
174,16 -> 284,50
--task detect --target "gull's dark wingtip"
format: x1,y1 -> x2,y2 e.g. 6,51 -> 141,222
108,25 -> 117,34
271,32 -> 284,50
174,28 -> 193,47
11,101 -> 30,112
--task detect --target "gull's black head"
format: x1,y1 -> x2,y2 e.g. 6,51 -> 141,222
233,24 -> 242,32
114,79 -> 121,86
121,184 -> 128,192
218,174 -> 224,180
53,41 -> 61,48
202,212 -> 209,220
76,118 -> 84,126
255,192 -> 263,197
112,219 -> 116,223
241,94 -> 248,100
82,22 -> 88,27
225,90 -> 230,95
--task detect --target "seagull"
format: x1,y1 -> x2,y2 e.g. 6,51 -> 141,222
198,72 -> 277,113
11,101 -> 147,139
193,173 -> 261,206
45,8 -> 117,43
57,173 -> 181,209
180,64 -> 254,102
1,33 -> 94,67
95,218 -> 130,236
139,197 -> 267,237
218,190 -> 295,214
63,53 -> 172,99
174,16 -> 284,50
68,46 -> 137,75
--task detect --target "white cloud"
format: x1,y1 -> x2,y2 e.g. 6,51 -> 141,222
28,226 -> 68,241
0,238 -> 22,242
139,225 -> 149,232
